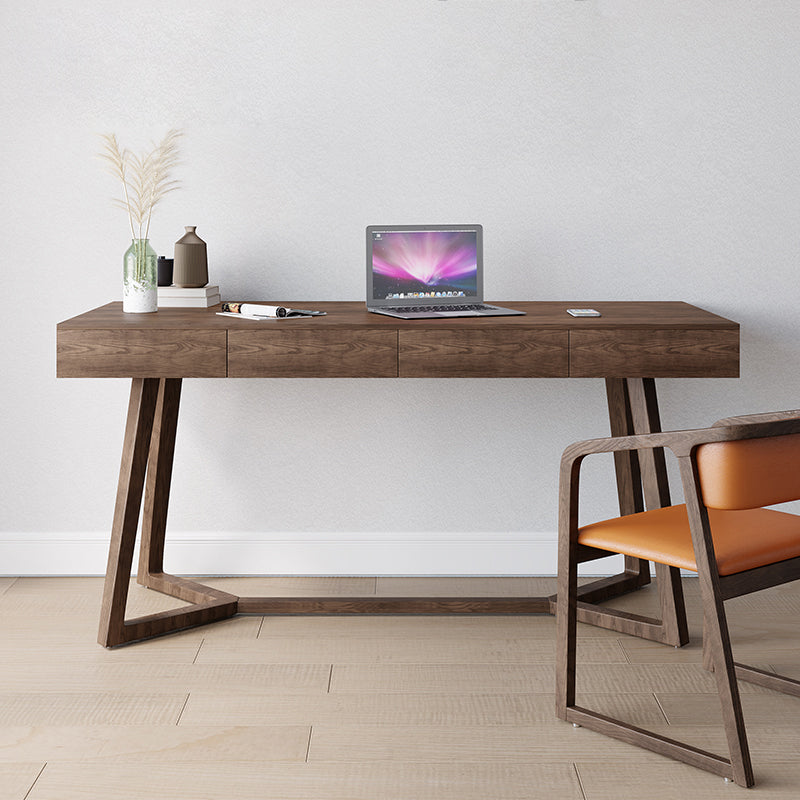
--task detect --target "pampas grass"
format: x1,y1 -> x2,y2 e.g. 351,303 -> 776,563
99,129 -> 182,242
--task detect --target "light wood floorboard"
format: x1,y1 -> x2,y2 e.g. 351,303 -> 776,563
0,693 -> 188,726
656,692 -> 800,726
0,663 -> 331,697
179,691 -> 668,728
1,576 -> 799,798
306,723 -> 664,763
0,724 -> 310,763
195,636 -> 626,665
308,723 -> 800,766
257,612 -> 620,640
329,662 -> 770,695
26,762 -> 585,800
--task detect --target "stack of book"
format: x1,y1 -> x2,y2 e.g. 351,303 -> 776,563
157,285 -> 221,308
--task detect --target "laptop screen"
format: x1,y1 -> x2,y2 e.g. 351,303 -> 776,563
367,225 -> 483,305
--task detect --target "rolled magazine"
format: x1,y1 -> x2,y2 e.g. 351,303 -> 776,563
218,302 -> 325,318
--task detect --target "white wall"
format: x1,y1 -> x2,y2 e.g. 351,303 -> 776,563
2,0 -> 799,576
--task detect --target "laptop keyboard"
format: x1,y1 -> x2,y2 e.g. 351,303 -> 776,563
385,304 -> 493,314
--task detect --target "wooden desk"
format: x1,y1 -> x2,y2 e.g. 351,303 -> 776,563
57,301 -> 739,647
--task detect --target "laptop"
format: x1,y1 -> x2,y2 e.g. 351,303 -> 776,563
366,224 -> 525,319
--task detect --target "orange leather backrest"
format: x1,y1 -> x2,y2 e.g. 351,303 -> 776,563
696,433 -> 800,510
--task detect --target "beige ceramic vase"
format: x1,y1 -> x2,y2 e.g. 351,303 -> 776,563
172,226 -> 208,287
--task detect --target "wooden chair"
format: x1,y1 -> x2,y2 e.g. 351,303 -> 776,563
556,410 -> 800,788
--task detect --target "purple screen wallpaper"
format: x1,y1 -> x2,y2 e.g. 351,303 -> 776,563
371,230 -> 478,300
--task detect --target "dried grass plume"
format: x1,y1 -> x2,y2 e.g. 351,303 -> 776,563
99,129 -> 182,242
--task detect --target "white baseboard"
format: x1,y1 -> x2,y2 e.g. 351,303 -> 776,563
0,530 -> 624,577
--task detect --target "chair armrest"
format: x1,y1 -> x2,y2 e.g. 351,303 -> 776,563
557,431 -> 682,540
561,415 -> 800,471
560,430 -> 682,467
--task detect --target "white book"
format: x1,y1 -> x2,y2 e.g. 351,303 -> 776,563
157,284 -> 220,298
158,293 -> 221,308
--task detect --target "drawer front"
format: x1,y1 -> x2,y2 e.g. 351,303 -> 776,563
228,329 -> 398,377
399,330 -> 569,377
570,328 -> 740,377
56,329 -> 227,378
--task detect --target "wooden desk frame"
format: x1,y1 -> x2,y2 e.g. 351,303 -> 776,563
56,301 -> 739,647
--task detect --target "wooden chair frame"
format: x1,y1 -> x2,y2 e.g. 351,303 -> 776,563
556,410 -> 800,788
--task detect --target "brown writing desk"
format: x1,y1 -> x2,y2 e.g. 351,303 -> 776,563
57,301 -> 739,647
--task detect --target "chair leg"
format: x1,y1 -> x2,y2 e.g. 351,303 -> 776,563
699,587 -> 754,787
702,612 -> 715,672
556,515 -> 579,719
680,455 -> 754,787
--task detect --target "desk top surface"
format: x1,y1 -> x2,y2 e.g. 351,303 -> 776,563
58,300 -> 738,330
57,301 -> 739,380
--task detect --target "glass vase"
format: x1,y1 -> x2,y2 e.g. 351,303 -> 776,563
123,238 -> 158,313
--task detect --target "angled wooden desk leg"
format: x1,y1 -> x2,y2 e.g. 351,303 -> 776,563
98,378 -> 238,648
560,378 -> 689,646
606,377 -> 650,583
627,378 -> 689,647
136,377 -> 182,584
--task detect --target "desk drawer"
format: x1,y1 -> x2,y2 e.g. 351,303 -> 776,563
228,329 -> 398,377
399,330 -> 569,377
570,328 -> 740,377
56,329 -> 227,378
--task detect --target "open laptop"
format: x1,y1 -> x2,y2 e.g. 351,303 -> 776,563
366,224 -> 525,319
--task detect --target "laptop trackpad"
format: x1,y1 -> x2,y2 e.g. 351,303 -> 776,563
437,310 -> 480,317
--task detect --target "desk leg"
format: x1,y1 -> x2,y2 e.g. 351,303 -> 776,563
558,378 -> 689,646
98,378 -> 238,648
626,378 -> 689,647
96,377 -> 686,644
137,378 -> 181,580
606,377 -> 650,583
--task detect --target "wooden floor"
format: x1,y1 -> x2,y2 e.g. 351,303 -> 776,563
2,576 -> 800,798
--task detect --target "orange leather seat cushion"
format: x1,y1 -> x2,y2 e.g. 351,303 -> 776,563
577,504 -> 800,576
